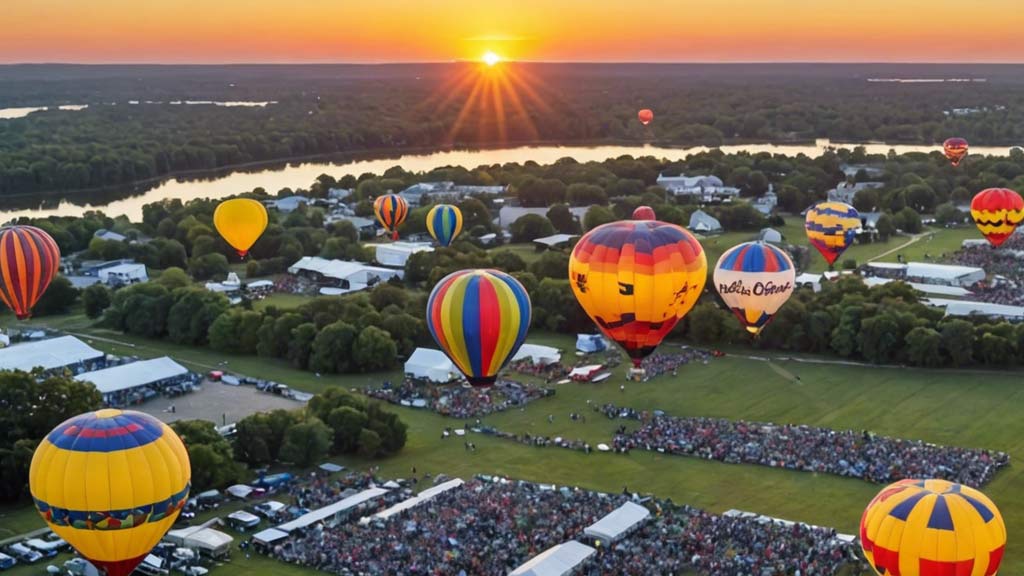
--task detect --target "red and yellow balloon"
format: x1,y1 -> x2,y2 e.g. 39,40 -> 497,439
638,109 -> 654,126
569,220 -> 706,368
374,194 -> 409,240
943,137 -> 969,167
0,225 -> 61,320
971,188 -> 1023,247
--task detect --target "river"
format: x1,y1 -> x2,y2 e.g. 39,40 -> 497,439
1,139 -> 1020,222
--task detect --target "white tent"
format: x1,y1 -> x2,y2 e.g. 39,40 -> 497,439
575,334 -> 607,353
688,210 -> 722,234
252,528 -> 289,546
375,242 -> 434,268
75,356 -> 189,397
533,234 -> 578,249
165,526 -> 233,558
226,484 -> 254,499
510,541 -> 596,576
404,348 -> 458,383
758,228 -> 783,243
0,335 -> 104,373
905,262 -> 985,287
583,501 -> 651,545
512,343 -> 561,366
361,478 -> 465,525
278,487 -> 389,533
926,298 -> 1024,320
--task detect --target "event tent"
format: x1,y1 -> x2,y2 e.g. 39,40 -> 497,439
0,336 -> 104,373
404,348 -> 458,383
511,343 -> 561,366
361,478 -> 465,525
165,526 -> 233,558
583,501 -> 651,546
575,334 -> 607,353
510,541 -> 596,576
278,487 -> 389,533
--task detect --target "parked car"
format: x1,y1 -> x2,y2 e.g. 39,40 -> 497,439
0,552 -> 15,570
5,543 -> 42,564
24,537 -> 64,556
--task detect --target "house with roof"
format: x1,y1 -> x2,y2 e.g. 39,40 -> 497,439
264,196 -> 309,213
93,229 -> 127,243
288,257 -> 403,294
656,174 -> 740,202
751,190 -> 778,215
400,182 -> 506,207
688,210 -> 723,234
827,181 -> 885,205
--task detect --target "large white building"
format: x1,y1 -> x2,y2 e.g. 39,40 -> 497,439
375,242 -> 434,268
75,356 -> 192,406
289,257 -> 404,293
656,174 -> 740,202
99,263 -> 148,287
863,262 -> 986,288
400,182 -> 506,206
826,181 -> 885,205
0,335 -> 105,374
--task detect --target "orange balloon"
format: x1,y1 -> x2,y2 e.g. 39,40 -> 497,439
638,109 -> 654,126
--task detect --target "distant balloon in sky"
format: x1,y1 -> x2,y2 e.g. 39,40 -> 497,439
632,206 -> 656,220
860,479 -> 1005,576
30,409 -> 191,576
426,269 -> 531,387
426,204 -> 463,247
971,187 -> 1024,247
0,225 -> 61,320
214,198 -> 268,258
638,109 -> 654,126
714,242 -> 795,336
569,220 -> 706,368
374,194 -> 409,241
804,201 -> 860,268
943,137 -> 969,166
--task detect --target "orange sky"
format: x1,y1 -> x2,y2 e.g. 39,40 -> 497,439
3,0 -> 1023,63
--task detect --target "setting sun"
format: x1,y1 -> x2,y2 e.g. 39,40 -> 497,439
482,51 -> 502,66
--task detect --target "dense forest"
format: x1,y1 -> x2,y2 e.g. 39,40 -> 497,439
2,63 -> 1024,195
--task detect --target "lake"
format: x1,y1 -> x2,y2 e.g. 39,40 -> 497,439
1,139 -> 1020,222
0,101 -> 274,120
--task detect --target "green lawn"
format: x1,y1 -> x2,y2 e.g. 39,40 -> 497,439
9,318 -> 1024,574
490,242 -> 551,265
252,292 -> 312,312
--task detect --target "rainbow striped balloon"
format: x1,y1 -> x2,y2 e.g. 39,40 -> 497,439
714,241 -> 795,335
861,479 -> 1005,576
373,194 -> 409,240
805,201 -> 860,267
30,410 -> 191,576
0,225 -> 61,320
426,269 -> 531,387
426,204 -> 464,247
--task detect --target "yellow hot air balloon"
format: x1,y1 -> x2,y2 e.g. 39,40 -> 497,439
214,198 -> 269,258
30,410 -> 191,576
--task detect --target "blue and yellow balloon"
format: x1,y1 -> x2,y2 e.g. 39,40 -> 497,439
426,269 -> 531,387
714,241 -> 795,335
30,410 -> 191,576
805,201 -> 860,268
426,204 -> 463,247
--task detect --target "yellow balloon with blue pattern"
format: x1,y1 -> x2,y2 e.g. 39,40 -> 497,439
426,204 -> 463,247
30,409 -> 191,576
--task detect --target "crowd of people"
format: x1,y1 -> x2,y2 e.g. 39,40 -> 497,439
638,348 -> 713,379
508,357 -> 570,381
364,379 -> 554,419
612,412 -> 1008,486
257,477 -> 862,575
948,233 -> 1024,305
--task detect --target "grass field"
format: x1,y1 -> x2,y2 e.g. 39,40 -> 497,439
252,292 -> 312,311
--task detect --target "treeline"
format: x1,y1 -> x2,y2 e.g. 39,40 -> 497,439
0,371 -> 102,502
3,63 -> 1024,194
689,277 -> 1024,368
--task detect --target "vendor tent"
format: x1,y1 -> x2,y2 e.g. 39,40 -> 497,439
165,526 -> 233,558
510,541 -> 596,576
575,334 -> 607,353
511,343 -> 561,366
252,528 -> 289,547
583,501 -> 651,545
404,348 -> 458,383
226,485 -> 254,499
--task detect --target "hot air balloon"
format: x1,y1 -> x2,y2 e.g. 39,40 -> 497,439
804,201 -> 860,268
971,188 -> 1024,247
714,242 -> 795,336
638,109 -> 654,126
213,198 -> 268,258
426,204 -> 463,247
0,225 -> 61,320
30,409 -> 191,576
374,194 -> 409,240
632,206 -> 656,220
569,220 -> 706,370
427,269 -> 531,387
860,479 -> 1005,576
943,137 -> 969,167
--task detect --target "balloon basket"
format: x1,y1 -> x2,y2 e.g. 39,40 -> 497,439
628,367 -> 646,381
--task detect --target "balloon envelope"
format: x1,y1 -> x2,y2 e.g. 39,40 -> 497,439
30,409 -> 191,576
426,204 -> 464,247
860,479 -> 1005,576
569,220 -> 706,367
805,202 -> 860,266
638,109 -> 653,126
0,225 -> 61,320
943,137 -> 969,167
632,206 -> 656,220
714,242 -> 795,335
213,198 -> 268,257
971,188 -> 1024,247
374,194 -> 409,240
426,269 -> 531,387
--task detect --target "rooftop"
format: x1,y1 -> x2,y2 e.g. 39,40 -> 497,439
0,336 -> 104,372
278,487 -> 389,533
75,357 -> 189,394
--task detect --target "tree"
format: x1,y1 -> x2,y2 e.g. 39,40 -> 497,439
566,183 -> 607,205
233,414 -> 274,466
310,321 -> 358,373
167,289 -> 230,346
935,203 -> 963,225
155,238 -> 188,269
529,251 -> 570,281
171,419 -> 243,491
32,276 -> 79,316
905,327 -> 943,368
369,284 -> 409,311
857,314 -> 901,364
82,284 -> 112,319
258,313 -> 304,358
279,418 -> 332,467
546,204 -> 581,234
509,214 -> 555,243
517,177 -> 566,207
583,205 -> 616,230
358,428 -> 383,458
189,252 -> 230,281
686,302 -> 732,345
288,323 -> 318,369
978,333 -> 1015,366
327,406 -> 368,453
894,207 -> 922,234
875,214 -> 895,241
156,267 -> 192,289
853,188 -> 880,213
491,250 -> 527,273
351,326 -> 398,372
940,320 -> 975,367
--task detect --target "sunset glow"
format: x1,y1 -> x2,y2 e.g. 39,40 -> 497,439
2,0 -> 1024,63
482,51 -> 502,67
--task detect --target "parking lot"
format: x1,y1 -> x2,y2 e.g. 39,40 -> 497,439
142,379 -> 304,426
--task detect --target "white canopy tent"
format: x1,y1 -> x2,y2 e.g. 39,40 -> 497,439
165,526 -> 233,558
361,478 -> 465,525
278,487 -> 389,533
512,343 -> 561,366
575,334 -> 607,353
404,348 -> 458,383
75,356 -> 189,398
0,335 -> 104,372
510,541 -> 596,576
583,501 -> 651,546
252,528 -> 289,546
226,485 -> 255,499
